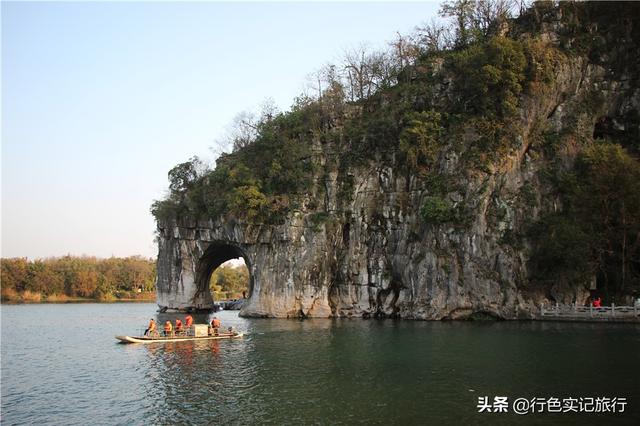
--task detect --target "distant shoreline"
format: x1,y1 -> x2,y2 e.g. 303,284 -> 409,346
1,298 -> 156,305
1,292 -> 157,305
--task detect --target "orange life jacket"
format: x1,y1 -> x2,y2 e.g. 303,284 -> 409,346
212,318 -> 221,328
164,321 -> 173,332
185,315 -> 193,327
175,319 -> 183,330
148,320 -> 156,330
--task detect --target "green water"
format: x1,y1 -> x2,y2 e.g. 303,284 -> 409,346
1,303 -> 638,425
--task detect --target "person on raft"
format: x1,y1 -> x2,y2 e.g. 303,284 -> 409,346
175,318 -> 183,335
164,320 -> 173,337
144,319 -> 156,336
210,316 -> 221,335
185,314 -> 193,328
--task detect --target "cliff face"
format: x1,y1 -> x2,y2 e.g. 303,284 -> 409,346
155,4 -> 640,318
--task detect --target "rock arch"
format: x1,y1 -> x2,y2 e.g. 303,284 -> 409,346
155,220 -> 257,312
154,217 -> 335,317
193,241 -> 253,304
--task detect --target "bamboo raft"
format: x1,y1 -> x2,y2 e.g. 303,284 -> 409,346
116,324 -> 244,344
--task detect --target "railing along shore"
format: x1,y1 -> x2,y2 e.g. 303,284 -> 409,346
541,303 -> 640,321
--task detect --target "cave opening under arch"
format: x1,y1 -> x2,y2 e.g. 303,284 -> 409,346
193,241 -> 253,307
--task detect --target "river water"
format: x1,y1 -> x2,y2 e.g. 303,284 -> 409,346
1,303 -> 638,425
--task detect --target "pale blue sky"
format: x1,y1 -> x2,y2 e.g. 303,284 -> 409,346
2,1 -> 440,259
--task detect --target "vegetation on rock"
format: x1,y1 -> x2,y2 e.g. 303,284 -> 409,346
530,144 -> 640,299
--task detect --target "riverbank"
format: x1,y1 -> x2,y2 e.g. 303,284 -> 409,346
1,256 -> 157,306
1,299 -> 157,305
0,291 -> 156,304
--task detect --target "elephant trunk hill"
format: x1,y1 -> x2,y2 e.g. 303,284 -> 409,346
153,2 -> 640,319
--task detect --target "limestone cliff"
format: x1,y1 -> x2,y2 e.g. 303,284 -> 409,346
154,2 -> 640,318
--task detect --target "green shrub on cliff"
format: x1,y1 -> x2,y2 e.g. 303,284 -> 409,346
421,196 -> 455,224
399,110 -> 444,174
308,212 -> 331,232
448,36 -> 527,119
529,214 -> 593,283
227,185 -> 268,221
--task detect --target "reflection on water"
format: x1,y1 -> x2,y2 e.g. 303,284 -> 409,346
2,303 -> 639,425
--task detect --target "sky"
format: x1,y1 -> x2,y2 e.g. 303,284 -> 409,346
2,0 -> 441,259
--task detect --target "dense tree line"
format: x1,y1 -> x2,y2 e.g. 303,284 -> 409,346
1,256 -> 156,302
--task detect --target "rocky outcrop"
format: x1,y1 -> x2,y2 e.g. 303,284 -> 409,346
155,9 -> 639,319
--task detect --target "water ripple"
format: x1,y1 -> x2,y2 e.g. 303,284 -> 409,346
2,304 -> 640,425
